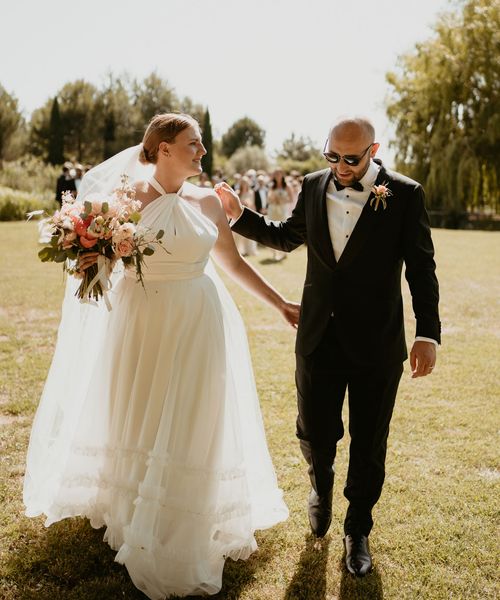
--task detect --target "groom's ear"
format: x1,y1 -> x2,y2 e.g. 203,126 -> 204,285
370,143 -> 380,158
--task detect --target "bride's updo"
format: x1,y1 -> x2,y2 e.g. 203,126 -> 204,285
139,113 -> 199,165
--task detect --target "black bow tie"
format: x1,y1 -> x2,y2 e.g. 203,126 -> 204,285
333,179 -> 363,192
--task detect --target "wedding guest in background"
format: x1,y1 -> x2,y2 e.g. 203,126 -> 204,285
287,172 -> 302,212
233,176 -> 258,256
199,171 -> 213,187
245,168 -> 257,188
266,168 -> 294,261
254,174 -> 269,215
55,161 -> 77,205
74,164 -> 84,192
231,172 -> 242,191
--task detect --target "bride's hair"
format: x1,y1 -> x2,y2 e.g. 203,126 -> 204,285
139,113 -> 199,164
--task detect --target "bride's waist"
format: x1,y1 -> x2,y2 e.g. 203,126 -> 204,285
123,259 -> 208,282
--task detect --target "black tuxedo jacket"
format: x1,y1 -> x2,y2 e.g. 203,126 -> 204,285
233,161 -> 440,365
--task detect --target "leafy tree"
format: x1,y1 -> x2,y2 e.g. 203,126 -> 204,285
132,72 -> 179,126
97,75 -> 138,159
59,80 -> 101,162
179,96 -> 205,125
47,97 -> 64,165
201,108 -> 213,177
31,80 -> 101,163
226,145 -> 269,174
386,0 -> 500,214
0,85 -> 22,164
277,133 -> 320,162
277,155 -> 325,176
221,117 -> 265,157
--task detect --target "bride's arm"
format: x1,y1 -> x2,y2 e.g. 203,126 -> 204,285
199,192 -> 300,328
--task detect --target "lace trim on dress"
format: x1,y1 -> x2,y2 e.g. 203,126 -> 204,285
70,443 -> 247,480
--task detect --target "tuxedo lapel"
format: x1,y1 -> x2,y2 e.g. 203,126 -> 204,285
313,169 -> 337,269
336,164 -> 389,270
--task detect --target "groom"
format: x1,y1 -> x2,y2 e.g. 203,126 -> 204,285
215,117 -> 440,576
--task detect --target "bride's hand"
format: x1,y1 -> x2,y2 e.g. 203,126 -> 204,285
280,300 -> 301,329
214,182 -> 244,220
76,252 -> 99,274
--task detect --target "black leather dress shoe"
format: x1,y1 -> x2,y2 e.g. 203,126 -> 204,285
308,488 -> 333,537
344,534 -> 372,576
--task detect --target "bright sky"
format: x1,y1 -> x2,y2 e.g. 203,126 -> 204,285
1,0 -> 455,166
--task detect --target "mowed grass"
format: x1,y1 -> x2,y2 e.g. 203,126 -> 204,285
0,222 -> 499,600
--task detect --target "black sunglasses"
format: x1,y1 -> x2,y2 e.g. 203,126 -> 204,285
323,142 -> 373,166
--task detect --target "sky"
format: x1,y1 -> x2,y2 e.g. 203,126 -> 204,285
1,0 -> 457,166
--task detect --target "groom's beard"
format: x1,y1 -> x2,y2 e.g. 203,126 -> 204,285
333,161 -> 370,187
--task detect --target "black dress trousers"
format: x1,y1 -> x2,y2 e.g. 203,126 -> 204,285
295,316 -> 403,536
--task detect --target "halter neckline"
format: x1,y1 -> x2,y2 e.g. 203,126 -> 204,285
149,176 -> 183,197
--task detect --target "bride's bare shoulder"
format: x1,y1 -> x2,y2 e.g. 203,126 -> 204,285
183,181 -> 220,206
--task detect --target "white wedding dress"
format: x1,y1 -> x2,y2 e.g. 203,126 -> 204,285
24,176 -> 288,599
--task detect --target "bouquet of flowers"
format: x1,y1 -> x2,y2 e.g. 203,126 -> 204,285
31,175 -> 164,309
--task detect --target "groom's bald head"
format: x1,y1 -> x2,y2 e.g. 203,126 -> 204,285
329,117 -> 376,145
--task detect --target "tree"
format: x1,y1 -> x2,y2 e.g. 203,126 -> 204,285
226,145 -> 269,174
31,80 -> 101,163
97,74 -> 138,160
277,133 -> 320,162
58,80 -> 101,162
0,85 -> 22,164
201,108 -> 213,177
47,97 -> 64,165
179,96 -> 205,125
132,72 -> 179,125
221,117 -> 265,157
386,0 -> 500,214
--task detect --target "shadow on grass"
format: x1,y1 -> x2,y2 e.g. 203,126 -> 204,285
5,517 -> 146,600
338,556 -> 384,600
283,533 -> 331,599
6,516 -> 276,600
258,258 -> 282,265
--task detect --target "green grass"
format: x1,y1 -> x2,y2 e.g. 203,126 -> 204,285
1,223 -> 499,599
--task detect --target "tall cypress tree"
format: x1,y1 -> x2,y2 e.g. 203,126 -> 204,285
103,111 -> 116,160
48,97 -> 64,165
201,108 -> 213,178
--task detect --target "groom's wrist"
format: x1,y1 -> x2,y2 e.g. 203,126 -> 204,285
230,207 -> 245,226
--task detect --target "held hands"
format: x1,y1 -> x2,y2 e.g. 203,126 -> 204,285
214,183 -> 244,220
280,300 -> 301,329
410,340 -> 437,378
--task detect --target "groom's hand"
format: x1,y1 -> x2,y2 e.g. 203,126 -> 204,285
214,182 -> 244,221
410,340 -> 436,378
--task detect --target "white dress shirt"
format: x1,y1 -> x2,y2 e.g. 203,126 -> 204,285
326,160 -> 380,262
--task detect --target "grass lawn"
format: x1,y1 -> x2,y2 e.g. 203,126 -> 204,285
0,222 -> 499,599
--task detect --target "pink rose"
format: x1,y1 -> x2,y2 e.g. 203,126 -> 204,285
62,231 -> 77,249
373,184 -> 389,196
114,238 -> 135,257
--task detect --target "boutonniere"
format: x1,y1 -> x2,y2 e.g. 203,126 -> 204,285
370,183 -> 392,211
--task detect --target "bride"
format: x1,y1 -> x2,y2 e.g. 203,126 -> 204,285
23,113 -> 298,599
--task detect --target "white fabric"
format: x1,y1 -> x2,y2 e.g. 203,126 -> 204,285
24,156 -> 288,598
326,159 -> 380,261
414,336 -> 439,346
